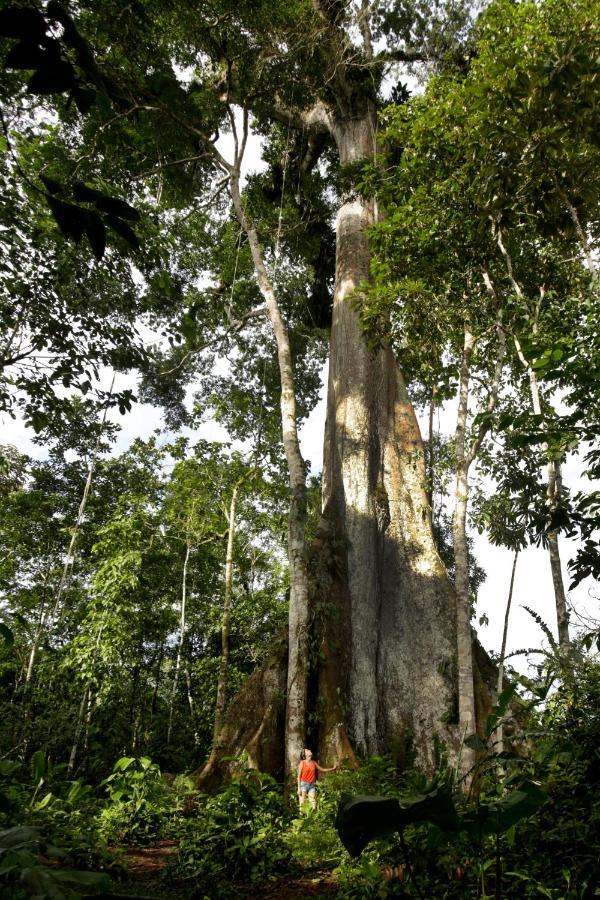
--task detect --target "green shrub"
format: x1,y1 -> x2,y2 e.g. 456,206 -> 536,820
99,755 -> 170,846
0,825 -> 110,900
173,769 -> 292,896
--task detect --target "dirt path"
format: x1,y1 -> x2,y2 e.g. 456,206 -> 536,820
116,842 -> 339,898
118,840 -> 179,877
238,867 -> 339,898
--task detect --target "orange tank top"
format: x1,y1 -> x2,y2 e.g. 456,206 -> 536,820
299,759 -> 317,783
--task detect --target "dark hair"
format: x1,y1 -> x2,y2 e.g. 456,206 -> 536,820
299,749 -> 306,760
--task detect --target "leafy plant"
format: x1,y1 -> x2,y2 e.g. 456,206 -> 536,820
173,769 -> 291,895
0,825 -> 110,899
99,756 -> 168,846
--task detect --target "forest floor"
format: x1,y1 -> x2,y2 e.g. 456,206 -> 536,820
112,842 -> 340,898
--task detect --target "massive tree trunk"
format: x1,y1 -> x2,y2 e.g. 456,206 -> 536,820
316,112 -> 460,771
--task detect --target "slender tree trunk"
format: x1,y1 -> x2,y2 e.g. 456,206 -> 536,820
229,172 -> 310,781
547,460 -> 570,650
67,621 -> 105,776
168,539 -> 191,746
553,181 -> 597,275
496,549 -> 519,756
25,599 -> 47,686
453,327 -> 478,777
452,276 -> 506,780
67,686 -> 89,777
151,643 -> 164,721
83,689 -> 93,760
184,666 -> 200,748
212,480 -> 241,747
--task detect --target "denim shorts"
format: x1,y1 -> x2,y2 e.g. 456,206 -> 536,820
300,780 -> 316,792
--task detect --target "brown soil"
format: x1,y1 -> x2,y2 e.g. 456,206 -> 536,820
120,840 -> 179,877
238,867 -> 339,898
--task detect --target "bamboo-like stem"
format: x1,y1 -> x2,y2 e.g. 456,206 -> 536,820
495,549 -> 519,756
212,478 -> 242,747
167,538 -> 192,746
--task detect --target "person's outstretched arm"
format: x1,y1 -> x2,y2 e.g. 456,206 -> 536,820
315,762 -> 338,773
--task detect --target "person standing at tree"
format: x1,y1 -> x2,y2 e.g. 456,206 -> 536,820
297,748 -> 336,808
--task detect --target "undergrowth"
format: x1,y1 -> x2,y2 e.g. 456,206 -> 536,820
0,652 -> 598,898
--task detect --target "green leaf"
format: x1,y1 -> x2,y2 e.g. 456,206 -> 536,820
493,780 -> 546,831
0,623 -> 14,646
335,795 -> 402,857
485,683 -> 518,738
33,792 -> 53,811
0,7 -> 47,40
85,210 -> 106,261
39,174 -> 63,195
73,182 -> 140,221
336,788 -> 461,857
53,870 -> 112,890
73,85 -> 96,114
46,196 -> 86,243
31,750 -> 45,781
464,733 -> 486,751
0,826 -> 40,851
105,215 -> 140,250
28,61 -> 76,95
5,40 -> 57,70
113,756 -> 135,772
95,195 -> 140,222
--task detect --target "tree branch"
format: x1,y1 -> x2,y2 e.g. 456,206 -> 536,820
374,47 -> 430,65
358,0 -> 374,60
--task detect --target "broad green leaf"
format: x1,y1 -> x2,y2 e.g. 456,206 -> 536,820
0,624 -> 14,646
31,750 -> 45,782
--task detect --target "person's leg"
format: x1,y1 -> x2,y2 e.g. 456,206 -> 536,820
308,784 -> 316,809
299,785 -> 308,808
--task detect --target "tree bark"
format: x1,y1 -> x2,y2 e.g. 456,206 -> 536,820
184,665 -> 200,748
453,327 -> 478,778
167,539 -> 191,745
546,460 -> 570,650
319,111 -> 461,771
495,549 -> 518,756
212,479 -> 241,747
67,686 -> 89,777
427,387 -> 436,519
